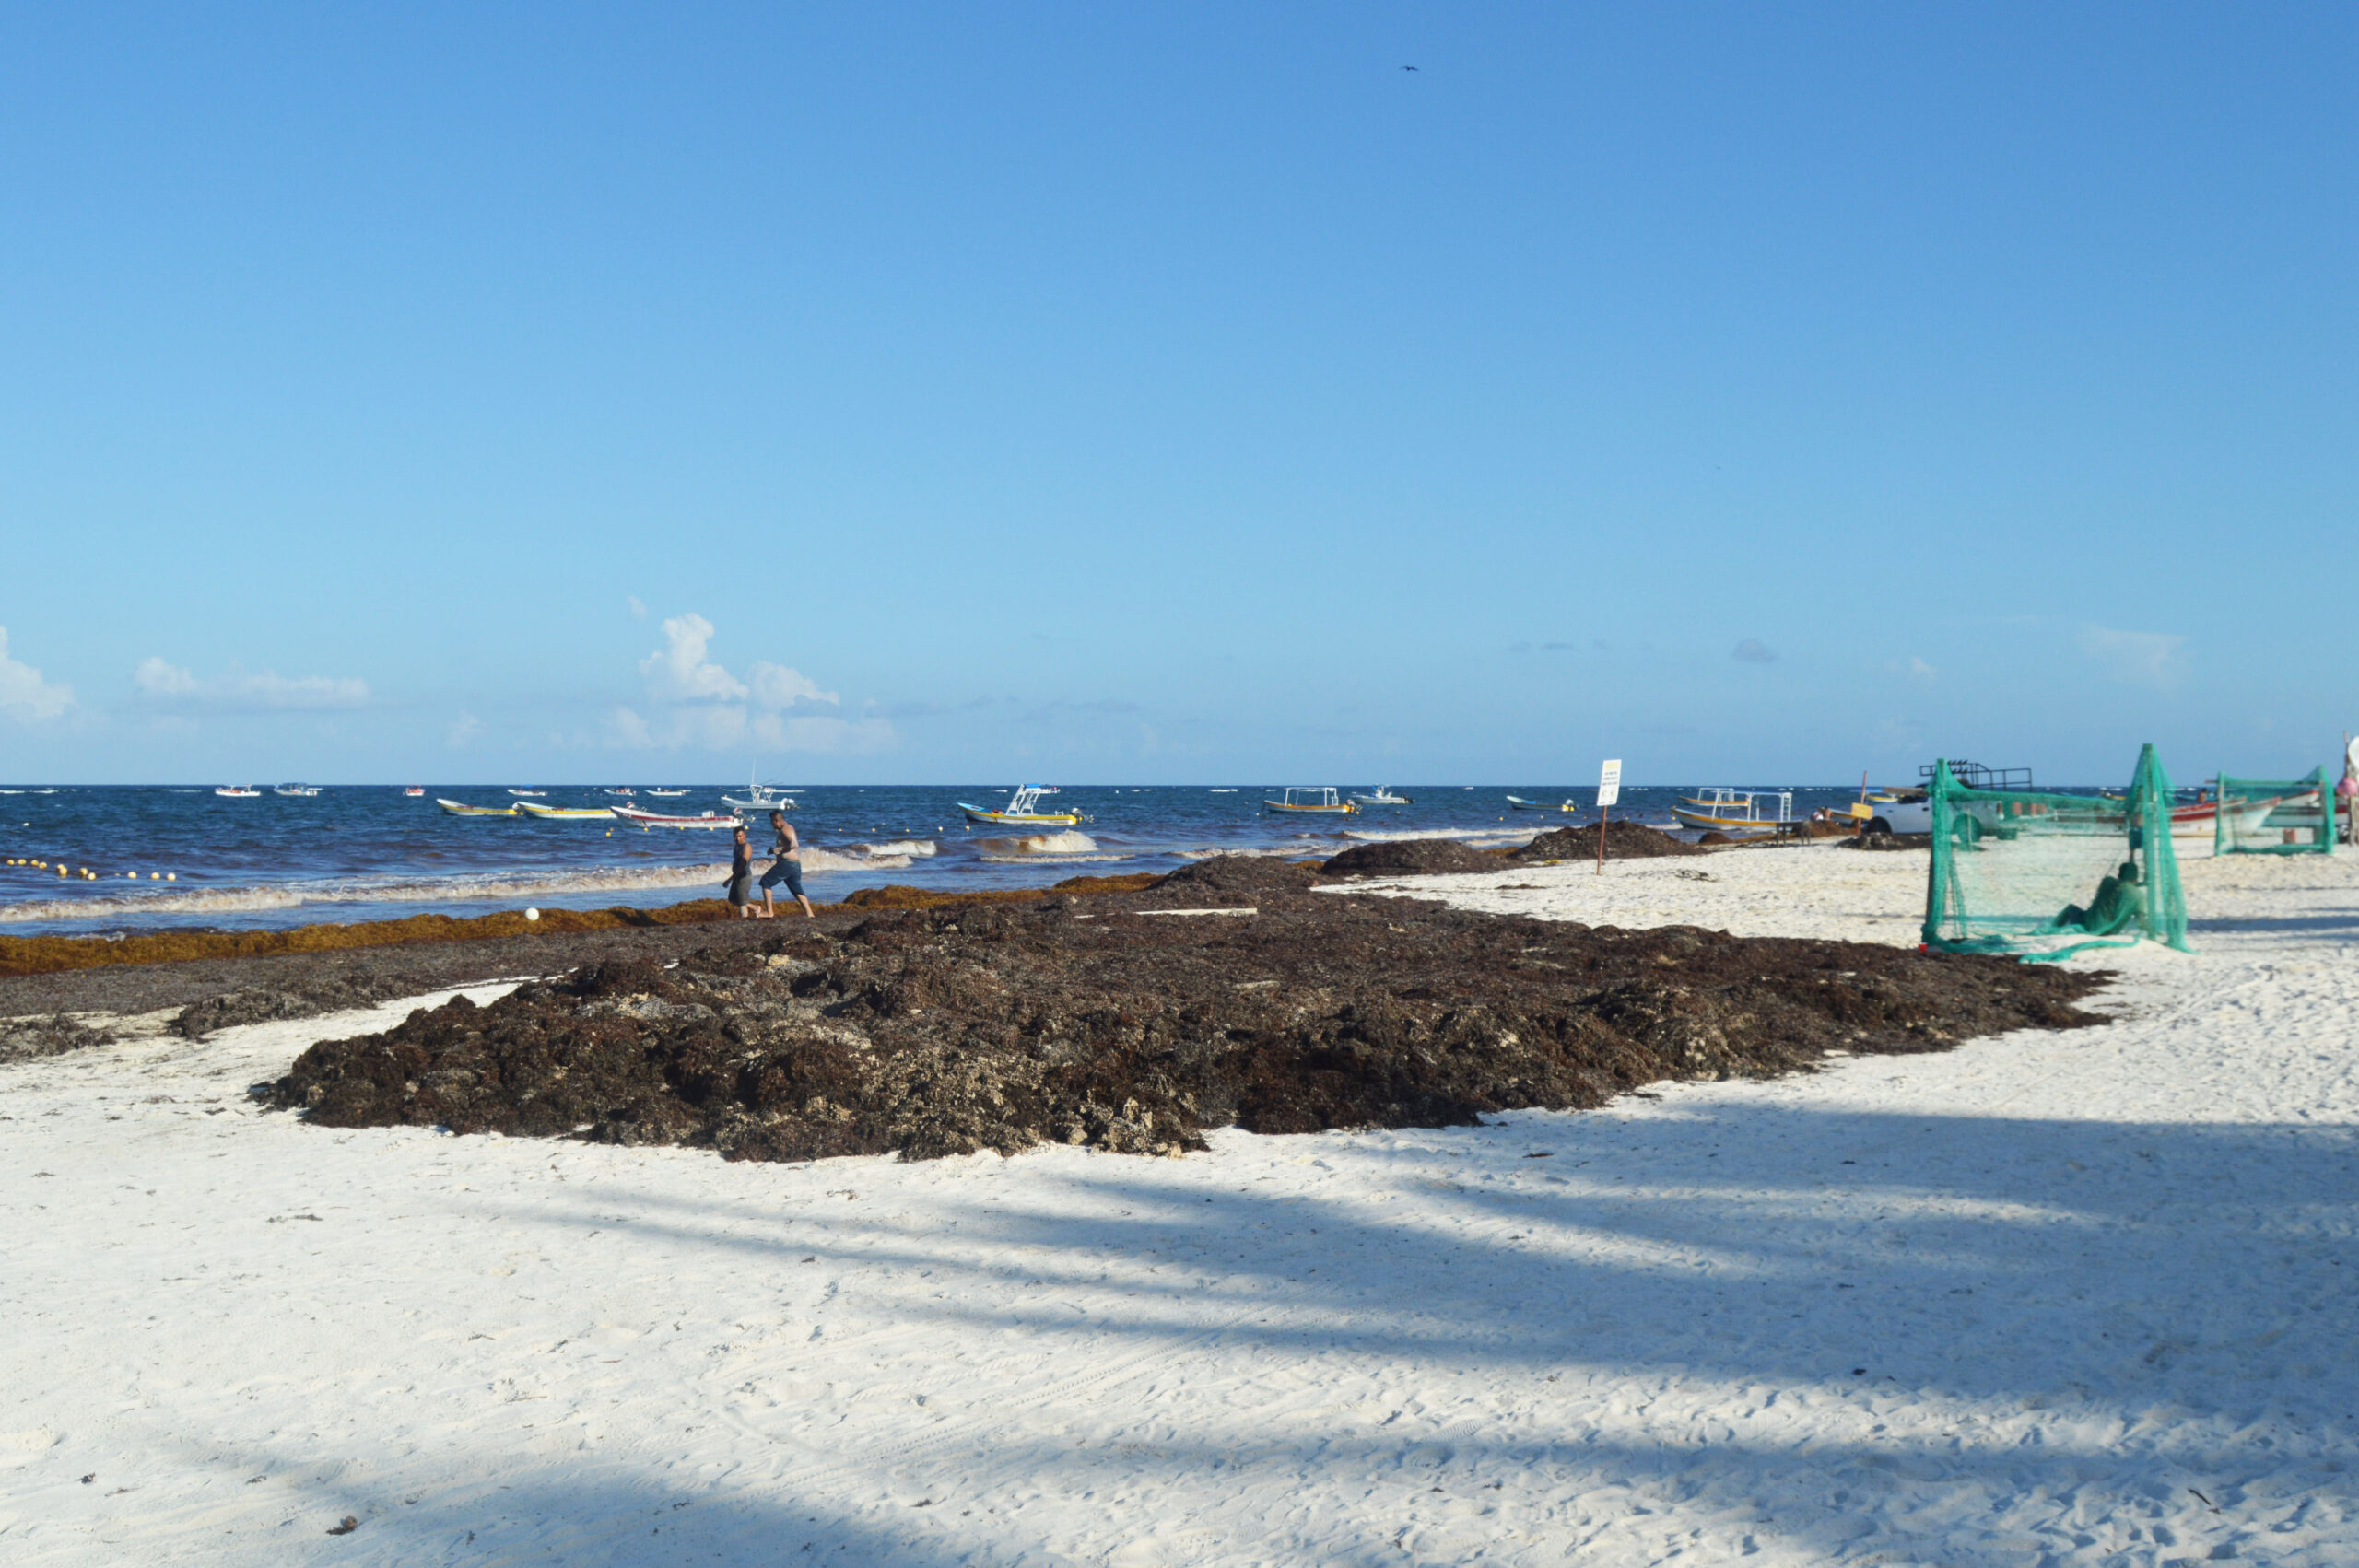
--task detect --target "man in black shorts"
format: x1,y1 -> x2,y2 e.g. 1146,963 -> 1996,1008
760,810 -> 816,918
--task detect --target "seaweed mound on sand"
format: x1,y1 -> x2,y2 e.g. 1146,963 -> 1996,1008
170,977 -> 420,1038
1515,822 -> 1702,860
266,890 -> 2107,1164
1320,838 -> 1501,878
0,1012 -> 114,1064
1154,855 -> 1324,894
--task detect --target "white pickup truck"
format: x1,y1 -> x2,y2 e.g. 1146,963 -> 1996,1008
1862,790 -> 1931,836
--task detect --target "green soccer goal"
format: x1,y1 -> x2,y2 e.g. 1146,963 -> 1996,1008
2214,767 -> 2336,856
1923,743 -> 2190,961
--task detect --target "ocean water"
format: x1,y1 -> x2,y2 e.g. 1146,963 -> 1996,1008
0,783 -> 1876,938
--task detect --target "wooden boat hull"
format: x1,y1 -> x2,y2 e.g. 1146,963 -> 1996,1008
1670,807 -> 1779,833
617,806 -> 735,829
517,802 -> 614,820
613,806 -> 742,829
2171,796 -> 2291,838
1506,798 -> 1577,813
959,805 -> 1080,826
1263,802 -> 1356,813
436,798 -> 518,817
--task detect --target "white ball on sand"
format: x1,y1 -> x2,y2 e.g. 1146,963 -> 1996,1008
525,907 -> 540,921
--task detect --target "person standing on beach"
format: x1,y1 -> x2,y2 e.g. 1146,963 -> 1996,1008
761,809 -> 816,919
727,826 -> 762,919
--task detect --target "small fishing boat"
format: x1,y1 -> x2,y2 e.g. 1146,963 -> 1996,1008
437,798 -> 519,817
404,786 -> 425,797
507,789 -> 546,797
1353,787 -> 1414,805
214,787 -> 261,798
1506,795 -> 1579,813
604,787 -> 636,797
517,801 -> 615,821
722,764 -> 796,814
957,784 -> 1081,827
613,804 -> 743,830
2169,790 -> 2286,839
646,788 -> 688,798
271,784 -> 321,798
1262,787 -> 1356,815
1672,789 -> 1794,834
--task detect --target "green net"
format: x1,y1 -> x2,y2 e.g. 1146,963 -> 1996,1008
1923,743 -> 2190,961
2214,768 -> 2335,856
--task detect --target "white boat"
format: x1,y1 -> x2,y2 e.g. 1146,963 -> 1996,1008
613,804 -> 742,830
722,766 -> 796,813
506,789 -> 546,797
722,788 -> 797,813
604,787 -> 636,797
1672,789 -> 1794,834
958,785 -> 1081,827
271,784 -> 321,798
517,801 -> 615,821
1262,787 -> 1356,815
1352,787 -> 1414,805
437,797 -> 519,818
2171,791 -> 2288,839
214,787 -> 261,798
403,786 -> 425,797
1506,795 -> 1579,813
646,788 -> 688,798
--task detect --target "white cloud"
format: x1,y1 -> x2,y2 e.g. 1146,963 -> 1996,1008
134,657 -> 199,696
608,707 -> 654,748
241,672 -> 370,708
447,712 -> 485,748
751,712 -> 895,755
638,614 -> 746,702
1732,638 -> 1777,664
2077,625 -> 2188,690
133,657 -> 370,712
748,661 -> 839,709
628,596 -> 647,620
1908,657 -> 1935,680
614,613 -> 876,754
0,627 -> 74,721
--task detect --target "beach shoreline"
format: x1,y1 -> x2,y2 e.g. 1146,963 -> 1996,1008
5,838 -> 2357,1562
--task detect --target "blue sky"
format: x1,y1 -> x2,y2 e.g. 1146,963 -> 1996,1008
2,4 -> 2352,785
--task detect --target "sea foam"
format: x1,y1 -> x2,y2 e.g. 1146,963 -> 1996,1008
971,830 -> 1102,857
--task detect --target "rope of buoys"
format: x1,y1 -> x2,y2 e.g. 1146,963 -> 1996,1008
4,858 -> 174,881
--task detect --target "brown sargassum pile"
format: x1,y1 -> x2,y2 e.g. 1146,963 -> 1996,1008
265,858 -> 2108,1164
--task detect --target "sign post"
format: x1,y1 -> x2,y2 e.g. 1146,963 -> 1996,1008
1595,758 -> 1622,874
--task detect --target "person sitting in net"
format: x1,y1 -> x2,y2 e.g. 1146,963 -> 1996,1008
2057,859 -> 2145,936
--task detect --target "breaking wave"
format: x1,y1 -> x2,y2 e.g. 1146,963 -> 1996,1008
850,839 -> 937,860
971,830 -> 1102,857
0,838 -> 968,926
977,852 -> 1128,865
1339,825 -> 1539,844
0,862 -> 745,926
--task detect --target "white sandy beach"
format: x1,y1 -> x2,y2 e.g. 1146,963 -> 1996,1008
5,841 -> 2356,1565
